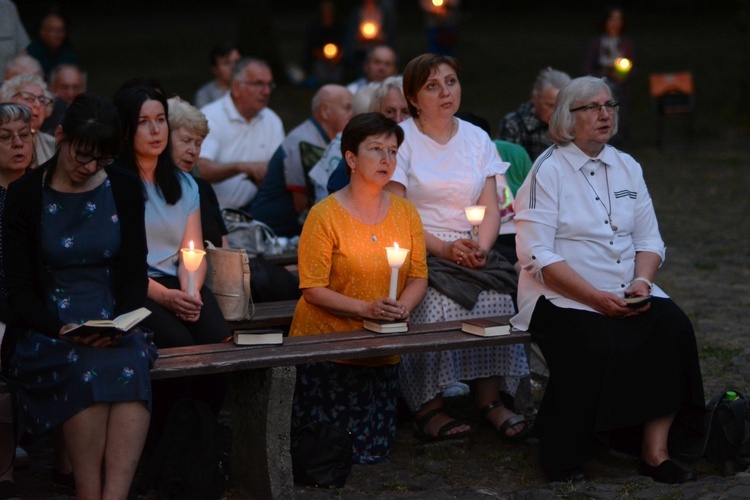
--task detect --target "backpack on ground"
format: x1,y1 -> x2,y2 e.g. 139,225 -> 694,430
140,398 -> 228,499
291,421 -> 353,488
704,390 -> 750,466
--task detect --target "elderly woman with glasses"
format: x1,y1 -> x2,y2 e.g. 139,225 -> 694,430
512,76 -> 705,484
0,74 -> 56,167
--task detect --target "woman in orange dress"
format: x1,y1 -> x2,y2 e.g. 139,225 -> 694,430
290,113 -> 427,463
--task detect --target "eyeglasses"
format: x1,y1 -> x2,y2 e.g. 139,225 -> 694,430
12,91 -> 53,107
238,80 -> 277,91
74,150 -> 115,168
0,131 -> 33,144
569,101 -> 619,114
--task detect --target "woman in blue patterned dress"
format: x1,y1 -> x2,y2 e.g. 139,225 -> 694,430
1,93 -> 157,499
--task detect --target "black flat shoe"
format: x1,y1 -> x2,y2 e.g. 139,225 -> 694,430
52,468 -> 76,491
638,459 -> 696,484
549,467 -> 589,483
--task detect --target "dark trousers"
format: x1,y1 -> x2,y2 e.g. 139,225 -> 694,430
143,276 -> 231,348
143,276 -> 230,432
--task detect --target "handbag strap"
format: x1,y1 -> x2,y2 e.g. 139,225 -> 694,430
239,248 -> 255,320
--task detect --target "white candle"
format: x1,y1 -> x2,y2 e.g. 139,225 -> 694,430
464,205 -> 486,242
385,242 -> 409,300
180,240 -> 206,296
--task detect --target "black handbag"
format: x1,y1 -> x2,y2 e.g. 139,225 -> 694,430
291,421 -> 353,488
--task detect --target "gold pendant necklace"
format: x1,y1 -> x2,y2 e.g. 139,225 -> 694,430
350,192 -> 382,242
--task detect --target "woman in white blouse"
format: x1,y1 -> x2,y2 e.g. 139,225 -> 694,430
513,76 -> 704,483
387,54 -> 529,443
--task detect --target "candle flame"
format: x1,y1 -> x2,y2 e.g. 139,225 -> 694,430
394,242 -> 399,249
432,0 -> 444,6
189,240 -> 194,251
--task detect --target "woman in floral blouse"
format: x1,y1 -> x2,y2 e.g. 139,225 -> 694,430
2,93 -> 157,498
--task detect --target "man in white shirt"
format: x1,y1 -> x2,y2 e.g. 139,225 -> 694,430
249,84 -> 352,236
197,58 -> 284,210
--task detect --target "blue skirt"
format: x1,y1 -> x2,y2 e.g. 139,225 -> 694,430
9,328 -> 158,435
292,362 -> 399,464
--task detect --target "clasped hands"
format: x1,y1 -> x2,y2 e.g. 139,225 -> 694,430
367,297 -> 410,322
445,238 -> 487,269
165,287 -> 203,323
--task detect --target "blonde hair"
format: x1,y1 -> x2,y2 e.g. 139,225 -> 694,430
166,96 -> 209,138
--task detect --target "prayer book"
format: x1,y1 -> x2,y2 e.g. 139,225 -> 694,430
233,328 -> 284,346
363,319 -> 408,334
624,295 -> 652,307
63,307 -> 151,337
461,318 -> 511,337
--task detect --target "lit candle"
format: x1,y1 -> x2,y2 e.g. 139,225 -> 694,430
464,205 -> 486,242
385,242 -> 409,300
180,240 -> 206,296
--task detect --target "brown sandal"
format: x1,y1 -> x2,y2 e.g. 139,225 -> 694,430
413,408 -> 474,442
480,399 -> 531,443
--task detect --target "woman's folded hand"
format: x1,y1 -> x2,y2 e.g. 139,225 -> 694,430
163,288 -> 203,317
366,297 -> 409,322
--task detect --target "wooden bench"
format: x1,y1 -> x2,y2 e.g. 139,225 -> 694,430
151,317 -> 530,499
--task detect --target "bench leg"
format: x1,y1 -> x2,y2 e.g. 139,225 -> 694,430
229,366 -> 296,499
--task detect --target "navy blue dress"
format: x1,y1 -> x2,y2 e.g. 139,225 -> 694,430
10,179 -> 157,435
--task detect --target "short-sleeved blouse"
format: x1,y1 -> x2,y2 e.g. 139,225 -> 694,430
144,171 -> 200,278
290,193 -> 428,366
391,117 -> 507,235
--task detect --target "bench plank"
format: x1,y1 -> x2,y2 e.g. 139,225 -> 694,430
152,319 -> 528,379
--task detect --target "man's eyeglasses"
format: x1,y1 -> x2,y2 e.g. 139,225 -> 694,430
0,131 -> 33,144
13,91 -> 53,107
238,80 -> 277,91
74,150 -> 115,168
569,101 -> 620,114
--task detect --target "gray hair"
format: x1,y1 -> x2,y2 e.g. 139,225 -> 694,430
231,57 -> 270,82
4,55 -> 43,80
0,102 -> 32,126
369,76 -> 404,113
50,64 -> 88,88
352,83 -> 378,115
0,73 -> 48,102
532,67 -> 571,97
167,96 -> 209,138
548,76 -> 618,146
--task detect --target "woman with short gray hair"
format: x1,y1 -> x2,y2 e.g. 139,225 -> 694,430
0,74 -> 56,167
0,102 -> 33,497
513,76 -> 704,483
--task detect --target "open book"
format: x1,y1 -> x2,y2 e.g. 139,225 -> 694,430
63,307 -> 151,337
